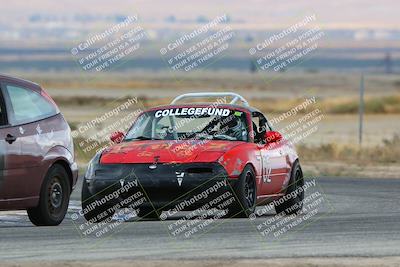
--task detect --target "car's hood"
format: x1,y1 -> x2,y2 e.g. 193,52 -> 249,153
100,140 -> 244,164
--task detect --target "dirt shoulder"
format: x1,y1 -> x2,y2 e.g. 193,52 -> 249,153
303,161 -> 400,179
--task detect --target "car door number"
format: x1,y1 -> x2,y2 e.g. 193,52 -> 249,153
262,167 -> 272,183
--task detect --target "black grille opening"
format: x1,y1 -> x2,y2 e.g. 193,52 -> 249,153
186,167 -> 213,174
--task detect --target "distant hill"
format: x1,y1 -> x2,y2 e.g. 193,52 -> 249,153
1,0 -> 399,30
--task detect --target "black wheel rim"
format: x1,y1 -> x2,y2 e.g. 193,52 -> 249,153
48,177 -> 64,216
244,172 -> 256,208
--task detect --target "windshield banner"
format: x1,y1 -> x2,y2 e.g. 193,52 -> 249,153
155,107 -> 231,118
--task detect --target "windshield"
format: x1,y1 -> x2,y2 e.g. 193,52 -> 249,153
125,107 -> 249,141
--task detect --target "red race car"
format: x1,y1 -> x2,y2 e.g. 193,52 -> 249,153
82,92 -> 304,222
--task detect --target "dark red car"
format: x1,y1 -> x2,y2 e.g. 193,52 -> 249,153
82,92 -> 303,222
0,74 -> 78,226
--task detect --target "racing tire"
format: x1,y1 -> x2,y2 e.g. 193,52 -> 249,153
137,207 -> 161,220
81,180 -> 115,223
226,165 -> 257,218
27,164 -> 71,226
275,160 -> 304,215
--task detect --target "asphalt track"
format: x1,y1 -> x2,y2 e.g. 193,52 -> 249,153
0,177 -> 399,261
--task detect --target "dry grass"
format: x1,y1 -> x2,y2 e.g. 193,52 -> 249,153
249,95 -> 400,114
298,134 -> 400,164
28,72 -> 400,94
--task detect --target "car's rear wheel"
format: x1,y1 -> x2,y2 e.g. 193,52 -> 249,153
275,161 -> 304,215
81,180 -> 115,223
27,164 -> 70,226
226,165 -> 256,218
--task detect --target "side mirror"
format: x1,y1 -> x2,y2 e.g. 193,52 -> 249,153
264,131 -> 282,144
110,131 -> 125,144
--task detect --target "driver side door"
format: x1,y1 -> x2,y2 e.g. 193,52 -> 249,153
252,112 -> 288,196
0,83 -> 24,200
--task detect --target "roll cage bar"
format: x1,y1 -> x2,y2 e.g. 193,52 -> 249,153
171,92 -> 249,107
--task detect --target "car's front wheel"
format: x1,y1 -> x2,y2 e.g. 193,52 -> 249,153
27,164 -> 71,226
226,165 -> 257,218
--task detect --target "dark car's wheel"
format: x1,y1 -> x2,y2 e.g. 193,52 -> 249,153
275,161 -> 304,215
27,164 -> 70,226
81,180 -> 115,223
137,207 -> 161,220
226,165 -> 257,218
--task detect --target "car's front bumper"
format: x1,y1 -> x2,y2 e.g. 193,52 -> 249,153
85,163 -> 237,210
70,162 -> 79,190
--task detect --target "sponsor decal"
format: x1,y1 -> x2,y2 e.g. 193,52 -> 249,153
155,108 -> 231,118
36,124 -> 42,134
263,167 -> 272,183
177,178 -> 183,186
34,123 -> 55,150
175,171 -> 185,186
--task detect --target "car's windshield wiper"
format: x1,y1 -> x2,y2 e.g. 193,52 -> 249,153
125,136 -> 162,141
211,135 -> 237,141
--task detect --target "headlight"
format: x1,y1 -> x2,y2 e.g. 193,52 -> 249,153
84,150 -> 103,180
84,160 -> 95,180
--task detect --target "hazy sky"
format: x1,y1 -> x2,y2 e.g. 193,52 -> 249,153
2,0 -> 400,29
